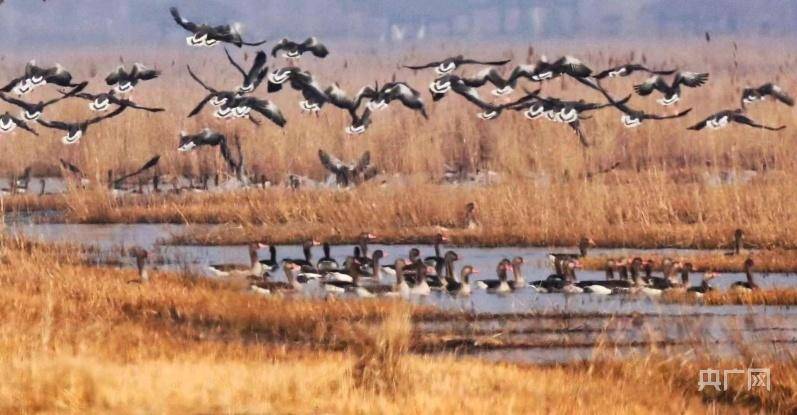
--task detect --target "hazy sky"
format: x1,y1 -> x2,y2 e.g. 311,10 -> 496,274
0,0 -> 795,50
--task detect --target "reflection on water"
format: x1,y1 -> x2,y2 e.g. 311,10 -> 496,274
7,222 -> 797,363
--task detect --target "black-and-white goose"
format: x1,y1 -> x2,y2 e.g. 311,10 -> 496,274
177,129 -> 239,172
458,68 -> 510,96
346,107 -> 373,135
266,67 -> 329,112
325,83 -> 378,115
404,54 -> 511,75
430,75 -> 510,120
109,155 -> 161,191
596,82 -> 692,128
105,63 -> 160,94
170,7 -> 267,48
224,48 -> 269,93
258,245 -> 279,272
0,61 -> 80,95
0,112 -> 38,136
318,149 -> 376,186
271,37 -> 329,59
367,82 -> 427,118
594,64 -> 676,80
0,81 -> 86,121
687,109 -> 785,131
225,96 -> 286,127
741,83 -> 794,108
186,65 -> 241,119
634,71 -> 709,106
36,105 -> 127,144
730,258 -> 759,293
69,90 -> 165,113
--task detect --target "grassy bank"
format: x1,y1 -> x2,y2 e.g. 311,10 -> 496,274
579,250 -> 797,273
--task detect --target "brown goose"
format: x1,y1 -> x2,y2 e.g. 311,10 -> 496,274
208,243 -> 265,278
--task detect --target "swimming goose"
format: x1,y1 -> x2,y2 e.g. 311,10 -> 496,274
316,243 -> 340,272
177,129 -> 239,173
0,61 -> 80,96
0,82 -> 86,121
730,258 -> 759,293
367,82 -> 428,118
687,109 -> 785,131
409,259 -> 432,295
476,259 -> 511,291
0,112 -> 38,136
508,256 -> 527,289
251,262 -> 303,294
271,37 -> 329,59
430,250 -> 459,290
169,7 -> 267,48
594,64 -> 676,80
384,259 -> 412,298
404,55 -> 511,75
105,63 -> 160,94
318,149 -> 376,187
687,272 -> 717,297
69,89 -> 164,113
258,245 -> 279,272
741,83 -> 794,108
224,48 -> 269,93
634,71 -> 709,106
209,243 -> 265,278
446,265 -> 477,296
549,237 -> 595,263
423,233 -> 450,275
354,232 -> 378,268
595,82 -> 692,128
37,105 -> 127,144
577,259 -> 632,293
285,240 -> 320,273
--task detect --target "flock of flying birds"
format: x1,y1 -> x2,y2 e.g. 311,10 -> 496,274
0,6 -> 792,154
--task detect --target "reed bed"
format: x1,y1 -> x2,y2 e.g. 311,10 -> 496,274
665,289 -> 797,306
580,250 -> 797,273
1,236 -> 796,412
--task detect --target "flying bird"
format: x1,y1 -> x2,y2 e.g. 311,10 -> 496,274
346,107 -> 372,135
266,67 -> 329,112
594,64 -> 676,79
68,89 -> 165,113
185,65 -> 241,118
324,83 -> 378,116
225,95 -> 287,127
0,81 -> 87,121
170,7 -> 266,48
1,61 -> 80,96
404,55 -> 511,75
0,112 -> 38,136
224,48 -> 268,93
687,109 -> 785,131
318,149 -> 377,186
741,83 -> 794,108
105,63 -> 160,94
634,71 -> 709,106
177,129 -> 239,172
430,75 -> 517,120
367,82 -> 428,118
36,105 -> 128,144
595,82 -> 692,128
271,37 -> 329,59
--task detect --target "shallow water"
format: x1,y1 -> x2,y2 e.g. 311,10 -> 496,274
7,221 -> 796,363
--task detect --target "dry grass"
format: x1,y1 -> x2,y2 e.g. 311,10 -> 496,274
665,289 -> 797,306
1,236 -> 797,412
580,250 -> 797,273
0,39 -> 794,248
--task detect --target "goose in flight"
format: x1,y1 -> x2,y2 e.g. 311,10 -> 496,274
498,57 -> 596,95
432,76 -> 533,120
271,37 -> 329,59
318,149 -> 377,187
595,82 -> 692,128
223,48 -> 268,93
225,95 -> 286,127
170,7 -> 266,48
177,129 -> 239,172
0,61 -> 80,96
105,63 -> 160,94
185,65 -> 244,119
325,83 -> 378,115
594,64 -> 676,79
367,81 -> 428,118
36,105 -> 128,144
266,67 -> 329,112
741,83 -> 794,108
634,71 -> 709,106
67,89 -> 165,113
0,112 -> 38,136
345,107 -> 372,135
0,81 -> 87,121
687,109 -> 785,131
404,54 -> 511,75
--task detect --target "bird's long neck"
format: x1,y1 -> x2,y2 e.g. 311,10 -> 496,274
303,245 -> 312,261
681,268 -> 690,285
512,263 -> 523,283
137,256 -> 148,282
605,266 -> 614,280
269,246 -> 276,263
